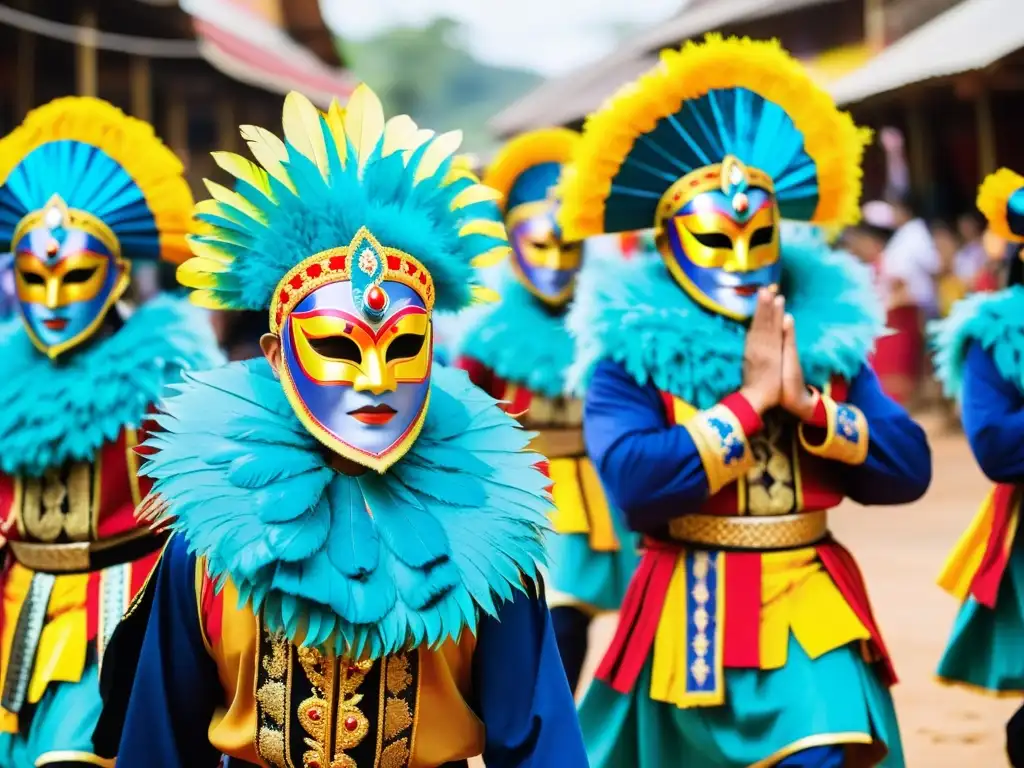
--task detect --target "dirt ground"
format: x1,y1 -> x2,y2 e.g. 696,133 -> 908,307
477,413 -> 1019,767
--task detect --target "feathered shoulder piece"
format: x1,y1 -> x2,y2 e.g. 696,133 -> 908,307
558,34 -> 871,240
0,97 -> 193,263
977,168 -> 1024,242
483,128 -> 579,215
140,359 -> 550,659
179,86 -> 509,314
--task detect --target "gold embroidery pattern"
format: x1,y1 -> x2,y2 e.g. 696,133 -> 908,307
255,629 -> 290,768
330,656 -> 374,767
798,395 -> 869,466
689,552 -> 712,688
683,404 -> 755,494
295,647 -> 373,768
745,415 -> 796,516
378,652 -> 417,768
18,463 -> 93,543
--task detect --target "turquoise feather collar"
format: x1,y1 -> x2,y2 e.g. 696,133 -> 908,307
930,286 -> 1024,400
142,359 -> 550,659
0,296 -> 223,477
568,239 -> 884,408
457,274 -> 575,398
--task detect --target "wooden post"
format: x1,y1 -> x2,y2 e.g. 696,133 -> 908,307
976,88 -> 996,176
129,56 -> 152,123
905,99 -> 932,194
76,7 -> 98,97
15,30 -> 35,117
864,0 -> 886,50
216,96 -> 237,152
165,85 -> 189,168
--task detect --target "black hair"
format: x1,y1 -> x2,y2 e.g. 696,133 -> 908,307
1008,246 -> 1024,287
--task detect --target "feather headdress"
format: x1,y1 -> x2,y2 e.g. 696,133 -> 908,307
179,87 -> 509,316
977,167 -> 1024,243
0,96 -> 193,263
558,34 -> 872,241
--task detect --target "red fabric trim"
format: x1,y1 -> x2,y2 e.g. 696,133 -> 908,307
969,483 -> 1019,608
720,392 -> 763,436
86,571 -> 100,641
660,391 -> 676,421
807,394 -> 829,428
506,385 -> 533,416
596,541 -> 677,693
817,540 -> 897,686
722,552 -> 762,667
201,570 -> 224,647
455,356 -> 494,394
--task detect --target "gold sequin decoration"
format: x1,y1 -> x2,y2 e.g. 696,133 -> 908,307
377,652 -> 416,768
745,414 -> 796,516
255,629 -> 290,768
380,739 -> 411,768
689,552 -> 712,688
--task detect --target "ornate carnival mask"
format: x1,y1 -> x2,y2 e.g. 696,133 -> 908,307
13,195 -> 130,358
507,196 -> 581,307
271,228 -> 434,473
656,156 -> 780,320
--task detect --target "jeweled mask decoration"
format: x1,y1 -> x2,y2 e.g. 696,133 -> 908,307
656,155 -> 780,320
507,196 -> 581,306
12,194 -> 129,358
271,228 -> 434,473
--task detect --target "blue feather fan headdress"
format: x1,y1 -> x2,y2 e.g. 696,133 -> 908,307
178,86 -> 508,315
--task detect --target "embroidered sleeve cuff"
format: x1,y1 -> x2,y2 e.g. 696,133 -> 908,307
683,399 -> 757,495
798,393 -> 869,465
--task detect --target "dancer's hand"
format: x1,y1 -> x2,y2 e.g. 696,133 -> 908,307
739,287 -> 784,414
780,313 -> 817,421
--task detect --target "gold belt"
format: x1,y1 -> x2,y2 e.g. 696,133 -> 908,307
528,428 -> 585,459
666,511 -> 828,551
8,528 -> 164,574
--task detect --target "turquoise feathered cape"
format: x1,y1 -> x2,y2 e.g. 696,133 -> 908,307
930,286 -> 1024,400
567,238 -> 884,408
0,296 -> 223,477
456,273 -> 575,398
142,359 -> 550,659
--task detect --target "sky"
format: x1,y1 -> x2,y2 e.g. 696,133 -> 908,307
321,0 -> 682,77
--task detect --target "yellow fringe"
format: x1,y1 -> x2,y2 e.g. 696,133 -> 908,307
977,168 -> 1024,243
483,128 -> 580,214
0,96 -> 194,264
558,34 -> 871,242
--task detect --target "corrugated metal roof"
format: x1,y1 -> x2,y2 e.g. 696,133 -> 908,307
830,0 -> 1024,104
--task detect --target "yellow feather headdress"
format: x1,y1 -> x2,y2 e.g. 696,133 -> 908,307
977,167 -> 1024,243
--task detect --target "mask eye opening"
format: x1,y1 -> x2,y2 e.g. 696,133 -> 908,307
309,335 -> 362,363
690,231 -> 734,250
63,267 -> 97,285
750,226 -> 775,249
19,270 -> 45,286
385,332 -> 426,363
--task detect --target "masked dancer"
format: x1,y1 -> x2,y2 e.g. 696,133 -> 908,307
559,35 -> 932,767
93,86 -> 586,768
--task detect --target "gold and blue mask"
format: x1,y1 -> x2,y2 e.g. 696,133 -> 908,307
12,195 -> 129,358
657,156 -> 780,320
507,197 -> 581,306
271,228 -> 434,473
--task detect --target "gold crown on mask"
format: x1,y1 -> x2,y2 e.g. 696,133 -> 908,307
656,156 -> 776,225
11,194 -> 121,258
268,227 -> 436,334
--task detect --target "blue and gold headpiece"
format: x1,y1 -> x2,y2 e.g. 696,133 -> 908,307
0,97 -> 193,357
180,86 -> 510,472
977,168 -> 1024,243
558,35 -> 871,320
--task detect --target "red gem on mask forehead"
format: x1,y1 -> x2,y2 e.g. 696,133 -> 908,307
366,285 -> 387,312
732,192 -> 749,213
46,239 -> 59,256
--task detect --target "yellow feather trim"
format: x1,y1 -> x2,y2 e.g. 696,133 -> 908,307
402,130 -> 436,164
343,84 -> 386,173
324,100 -> 348,168
0,96 -> 194,264
187,288 -> 229,310
471,245 -> 512,268
211,151 -> 274,201
282,91 -> 330,181
202,178 -> 268,225
558,35 -> 870,241
471,285 -> 500,304
186,236 -> 234,265
977,168 -> 1024,243
459,219 -> 507,240
483,128 -> 580,214
450,183 -> 501,211
382,115 -> 418,158
414,130 -> 464,184
239,124 -> 296,193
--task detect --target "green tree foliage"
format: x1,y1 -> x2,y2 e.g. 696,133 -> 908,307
336,18 -> 541,153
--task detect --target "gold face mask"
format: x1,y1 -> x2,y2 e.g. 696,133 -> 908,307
656,156 -> 781,320
506,199 -> 582,306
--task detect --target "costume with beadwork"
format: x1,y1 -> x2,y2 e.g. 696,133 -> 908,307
92,86 -> 586,768
455,129 -> 638,693
558,36 -> 932,768
931,168 -> 1024,696
0,97 -> 222,767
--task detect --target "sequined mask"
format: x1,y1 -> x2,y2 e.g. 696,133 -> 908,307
13,195 -> 129,358
272,228 -> 434,473
656,156 -> 780,320
507,199 -> 581,306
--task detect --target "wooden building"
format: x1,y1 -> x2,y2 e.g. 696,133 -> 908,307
0,0 -> 354,189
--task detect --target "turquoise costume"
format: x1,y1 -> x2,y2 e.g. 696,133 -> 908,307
558,35 -> 931,767
93,86 -> 587,767
0,97 -> 222,767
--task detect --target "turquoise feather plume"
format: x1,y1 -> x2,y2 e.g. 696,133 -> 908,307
0,296 -> 223,476
141,359 -> 550,659
456,271 -> 575,398
568,237 -> 883,407
930,286 -> 1024,400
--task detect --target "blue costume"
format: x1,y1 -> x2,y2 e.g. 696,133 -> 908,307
92,86 -> 586,768
557,35 -> 931,767
932,168 -> 1024,698
457,129 -> 638,692
0,97 -> 221,768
